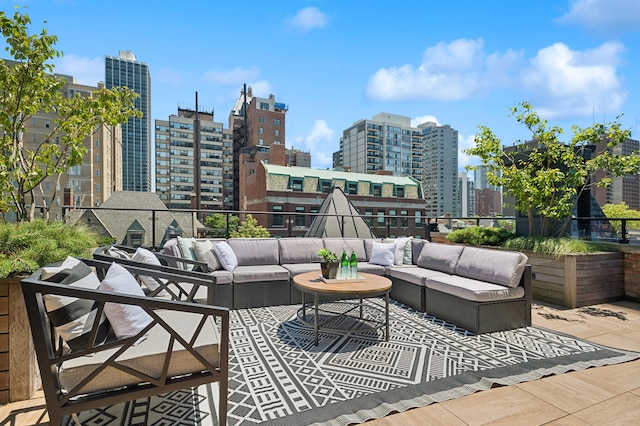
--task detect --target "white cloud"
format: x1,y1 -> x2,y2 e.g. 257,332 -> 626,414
458,133 -> 479,170
203,66 -> 260,85
520,42 -> 626,118
556,0 -> 640,34
411,115 -> 440,127
366,38 -> 523,101
54,54 -> 103,86
288,7 -> 328,32
298,120 -> 335,169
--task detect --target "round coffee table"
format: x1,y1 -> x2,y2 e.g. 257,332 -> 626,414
292,271 -> 392,346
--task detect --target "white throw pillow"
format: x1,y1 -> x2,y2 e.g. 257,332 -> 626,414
384,237 -> 413,265
131,247 -> 170,297
369,242 -> 397,267
193,240 -> 221,271
176,236 -> 196,270
99,262 -> 153,340
212,241 -> 238,271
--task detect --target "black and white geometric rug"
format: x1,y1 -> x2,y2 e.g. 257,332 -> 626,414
70,299 -> 639,426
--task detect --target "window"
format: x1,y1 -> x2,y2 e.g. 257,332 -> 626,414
318,179 -> 332,193
68,165 -> 81,176
95,139 -> 100,147
400,210 -> 408,228
260,102 -> 269,110
389,209 -> 397,227
377,210 -> 385,226
274,118 -> 281,126
289,177 -> 303,191
259,127 -> 264,135
347,181 -> 358,195
371,183 -> 382,196
275,129 -> 280,137
295,206 -> 305,227
395,186 -> 405,197
272,205 -> 283,227
259,116 -> 264,123
364,209 -> 374,226
415,211 -> 422,225
95,154 -> 100,162
95,169 -> 100,177
95,183 -> 100,191
259,138 -> 264,145
44,119 -> 50,129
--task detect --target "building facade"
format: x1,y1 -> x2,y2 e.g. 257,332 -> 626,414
22,75 -> 122,221
592,138 -> 640,210
458,172 -> 475,216
420,123 -> 459,217
339,112 -> 422,182
155,108 -> 232,210
105,51 -> 151,192
244,163 -> 427,238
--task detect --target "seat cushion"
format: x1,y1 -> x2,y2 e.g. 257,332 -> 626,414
210,269 -> 233,285
425,275 -> 525,302
281,263 -> 321,277
356,262 -> 386,275
58,309 -> 220,394
232,265 -> 290,284
388,266 -> 450,286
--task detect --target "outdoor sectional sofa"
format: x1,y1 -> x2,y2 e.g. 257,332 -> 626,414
102,236 -> 531,334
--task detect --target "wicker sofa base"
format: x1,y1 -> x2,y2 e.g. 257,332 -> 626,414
233,280 -> 291,309
389,277 -> 426,312
425,288 -> 529,334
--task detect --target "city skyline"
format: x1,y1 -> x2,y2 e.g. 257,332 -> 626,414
4,0 -> 640,173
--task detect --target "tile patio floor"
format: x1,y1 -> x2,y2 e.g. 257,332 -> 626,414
2,300 -> 640,425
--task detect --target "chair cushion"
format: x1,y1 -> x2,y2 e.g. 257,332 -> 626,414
425,275 -> 525,302
212,241 -> 238,271
99,263 -> 153,340
388,266 -> 450,286
41,257 -> 110,351
355,262 -> 386,275
455,246 -> 528,288
281,263 -> 322,277
232,265 -> 290,284
227,238 -> 280,266
58,310 -> 220,394
416,243 -> 464,274
278,238 -> 324,264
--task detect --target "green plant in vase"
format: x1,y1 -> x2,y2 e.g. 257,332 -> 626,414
317,248 -> 339,279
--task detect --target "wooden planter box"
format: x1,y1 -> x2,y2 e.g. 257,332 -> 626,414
526,252 -> 625,308
0,277 -> 41,404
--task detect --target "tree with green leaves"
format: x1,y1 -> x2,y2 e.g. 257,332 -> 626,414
602,202 -> 640,234
466,102 -> 640,237
204,212 -> 239,237
0,8 -> 141,221
230,214 -> 270,238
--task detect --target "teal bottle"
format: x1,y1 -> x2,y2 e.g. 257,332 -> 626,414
349,250 -> 358,279
340,249 -> 348,279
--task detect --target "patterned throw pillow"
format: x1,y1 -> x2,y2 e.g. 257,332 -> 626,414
41,257 -> 111,352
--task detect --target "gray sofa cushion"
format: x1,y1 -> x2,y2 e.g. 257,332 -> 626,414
425,275 -> 525,302
210,269 -> 233,285
232,265 -> 290,283
388,265 -> 450,286
279,238 -> 324,264
227,238 -> 280,266
323,238 -> 367,262
356,262 -> 386,275
281,263 -> 321,277
58,309 -> 220,394
416,243 -> 464,274
455,246 -> 528,288
362,238 -> 383,260
411,239 -> 428,265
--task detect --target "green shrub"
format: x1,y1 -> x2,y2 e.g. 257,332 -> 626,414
500,237 -> 618,256
446,226 -> 515,246
229,214 -> 270,238
0,219 -> 99,278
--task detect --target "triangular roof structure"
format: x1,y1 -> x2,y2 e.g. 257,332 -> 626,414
305,186 -> 377,238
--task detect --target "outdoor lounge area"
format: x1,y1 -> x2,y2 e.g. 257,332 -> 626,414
3,238 -> 640,425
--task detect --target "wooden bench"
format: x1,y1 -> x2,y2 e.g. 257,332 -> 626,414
21,259 -> 229,425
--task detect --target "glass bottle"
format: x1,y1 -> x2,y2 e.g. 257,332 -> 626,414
349,250 -> 358,279
340,249 -> 348,279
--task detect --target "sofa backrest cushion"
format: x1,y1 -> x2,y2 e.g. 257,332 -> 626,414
416,243 -> 464,274
363,238 -> 382,261
279,238 -> 324,264
226,238 -> 280,266
411,239 -> 428,265
455,246 -> 528,288
323,238 -> 367,262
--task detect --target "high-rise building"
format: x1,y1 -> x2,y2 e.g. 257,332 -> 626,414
155,108 -> 232,210
420,123 -> 459,217
23,74 -> 122,220
105,51 -> 151,192
228,86 -> 288,210
458,172 -> 474,216
592,137 -> 640,209
285,148 -> 311,167
339,112 -> 422,181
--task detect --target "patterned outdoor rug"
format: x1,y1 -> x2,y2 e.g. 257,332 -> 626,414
69,299 -> 639,425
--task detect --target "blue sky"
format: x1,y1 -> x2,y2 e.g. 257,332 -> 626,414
3,0 -> 640,173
